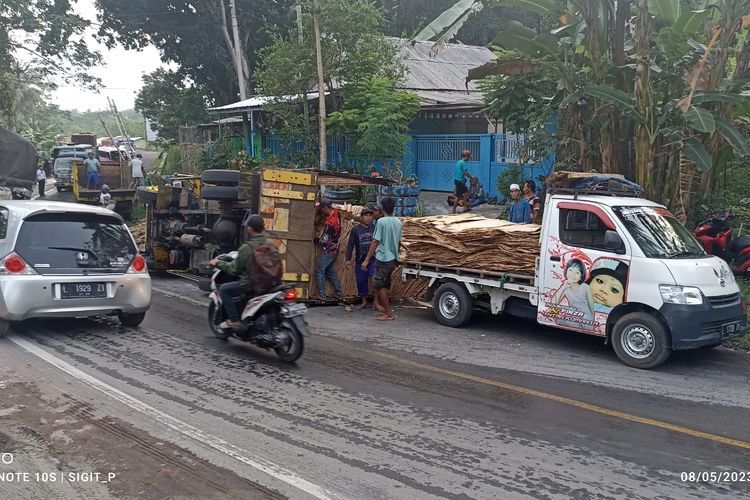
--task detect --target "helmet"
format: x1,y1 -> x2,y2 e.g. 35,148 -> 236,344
101,184 -> 110,192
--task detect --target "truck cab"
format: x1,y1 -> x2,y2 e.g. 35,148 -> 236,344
537,193 -> 746,368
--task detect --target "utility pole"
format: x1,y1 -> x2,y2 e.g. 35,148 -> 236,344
228,0 -> 246,101
296,4 -> 311,145
312,0 -> 327,170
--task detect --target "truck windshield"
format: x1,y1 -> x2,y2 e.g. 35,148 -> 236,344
54,158 -> 73,173
613,206 -> 706,259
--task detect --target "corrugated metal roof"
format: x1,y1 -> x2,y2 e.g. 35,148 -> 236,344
392,38 -> 495,92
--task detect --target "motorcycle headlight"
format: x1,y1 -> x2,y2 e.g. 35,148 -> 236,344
659,285 -> 703,305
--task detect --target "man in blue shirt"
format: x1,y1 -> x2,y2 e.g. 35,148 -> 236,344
507,183 -> 532,223
362,197 -> 402,321
346,206 -> 376,309
453,150 -> 471,214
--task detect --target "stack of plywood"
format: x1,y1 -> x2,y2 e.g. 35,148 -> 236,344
401,213 -> 541,273
128,219 -> 147,252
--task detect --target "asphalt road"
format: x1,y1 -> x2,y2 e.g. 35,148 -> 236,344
1,272 -> 750,500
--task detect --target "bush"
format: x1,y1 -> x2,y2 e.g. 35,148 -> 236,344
496,164 -> 525,200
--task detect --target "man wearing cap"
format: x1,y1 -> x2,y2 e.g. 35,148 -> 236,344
346,206 -> 376,308
507,183 -> 532,224
208,214 -> 271,330
453,150 -> 472,214
315,198 -> 343,300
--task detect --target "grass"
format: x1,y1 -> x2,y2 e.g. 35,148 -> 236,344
726,276 -> 750,351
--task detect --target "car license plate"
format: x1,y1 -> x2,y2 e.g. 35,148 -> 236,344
60,282 -> 107,299
721,320 -> 744,338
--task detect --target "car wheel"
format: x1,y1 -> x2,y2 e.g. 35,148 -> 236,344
432,282 -> 473,327
612,312 -> 671,369
201,169 -> 242,186
118,312 -> 146,327
56,186 -> 64,192
0,319 -> 10,338
200,185 -> 243,201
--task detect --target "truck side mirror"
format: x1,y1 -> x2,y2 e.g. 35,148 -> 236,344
604,230 -> 625,254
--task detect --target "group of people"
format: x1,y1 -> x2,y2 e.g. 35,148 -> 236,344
83,151 -> 147,191
450,150 -> 487,213
315,196 -> 403,321
450,150 -> 541,224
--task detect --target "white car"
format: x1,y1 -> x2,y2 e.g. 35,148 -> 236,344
0,200 -> 151,336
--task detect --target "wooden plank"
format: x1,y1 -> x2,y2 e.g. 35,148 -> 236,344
263,169 -> 314,185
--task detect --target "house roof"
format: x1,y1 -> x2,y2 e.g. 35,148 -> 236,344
209,39 -> 494,114
391,39 -> 495,93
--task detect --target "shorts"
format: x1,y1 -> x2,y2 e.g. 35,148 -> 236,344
86,171 -> 99,186
373,260 -> 397,291
454,180 -> 467,197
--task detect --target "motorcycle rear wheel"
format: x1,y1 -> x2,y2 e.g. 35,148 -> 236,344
208,302 -> 230,340
274,321 -> 304,363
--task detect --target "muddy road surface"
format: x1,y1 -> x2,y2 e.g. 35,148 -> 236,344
1,274 -> 749,499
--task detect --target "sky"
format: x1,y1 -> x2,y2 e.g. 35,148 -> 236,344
50,0 -> 168,112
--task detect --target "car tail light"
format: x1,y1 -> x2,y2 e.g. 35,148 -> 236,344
284,289 -> 298,302
0,253 -> 35,275
128,254 -> 147,274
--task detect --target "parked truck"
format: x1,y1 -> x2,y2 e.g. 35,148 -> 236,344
52,133 -> 137,216
402,182 -> 747,369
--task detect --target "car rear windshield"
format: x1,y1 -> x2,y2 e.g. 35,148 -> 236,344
15,213 -> 136,275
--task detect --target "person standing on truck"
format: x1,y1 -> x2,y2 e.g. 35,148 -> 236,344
129,154 -> 145,188
524,179 -> 542,224
452,150 -> 471,214
362,197 -> 402,321
346,206 -> 376,309
36,165 -> 47,197
507,183 -> 532,224
315,198 -> 343,300
83,151 -> 100,190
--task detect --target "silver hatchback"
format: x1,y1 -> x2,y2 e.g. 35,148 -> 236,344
0,201 -> 151,336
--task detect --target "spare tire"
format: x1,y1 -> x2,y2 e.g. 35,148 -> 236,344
201,185 -> 242,201
326,189 -> 355,200
137,187 -> 158,205
201,169 -> 242,186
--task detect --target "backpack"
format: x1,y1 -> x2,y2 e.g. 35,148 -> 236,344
248,240 -> 282,294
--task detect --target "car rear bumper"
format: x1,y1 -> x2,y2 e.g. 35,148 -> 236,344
660,292 -> 747,349
0,274 -> 151,321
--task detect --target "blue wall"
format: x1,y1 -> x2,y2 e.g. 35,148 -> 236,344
262,133 -> 554,199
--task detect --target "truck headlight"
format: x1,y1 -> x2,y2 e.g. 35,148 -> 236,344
659,285 -> 703,305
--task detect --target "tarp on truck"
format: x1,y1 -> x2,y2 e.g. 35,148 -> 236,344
0,126 -> 37,189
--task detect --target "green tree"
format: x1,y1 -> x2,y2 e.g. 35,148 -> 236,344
328,77 -> 420,169
134,69 -> 211,141
0,0 -> 101,129
95,0 -> 295,105
255,0 -> 404,152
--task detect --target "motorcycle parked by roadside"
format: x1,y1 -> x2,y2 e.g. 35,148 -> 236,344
207,252 -> 309,362
693,208 -> 750,275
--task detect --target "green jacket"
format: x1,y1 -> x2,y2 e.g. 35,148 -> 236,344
215,234 -> 266,292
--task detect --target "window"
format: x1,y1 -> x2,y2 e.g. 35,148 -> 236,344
0,207 -> 7,239
559,208 -> 610,250
15,213 -> 136,275
614,206 -> 706,259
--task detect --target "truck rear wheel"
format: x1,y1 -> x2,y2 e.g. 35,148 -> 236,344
612,312 -> 671,369
433,282 -> 473,327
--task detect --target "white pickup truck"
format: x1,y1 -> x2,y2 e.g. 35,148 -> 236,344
403,187 -> 747,369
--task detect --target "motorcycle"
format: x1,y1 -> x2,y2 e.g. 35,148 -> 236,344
694,209 -> 750,275
207,252 -> 310,362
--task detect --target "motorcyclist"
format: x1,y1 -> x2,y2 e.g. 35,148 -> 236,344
208,214 -> 270,330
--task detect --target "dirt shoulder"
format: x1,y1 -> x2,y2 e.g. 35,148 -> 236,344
0,373 -> 283,500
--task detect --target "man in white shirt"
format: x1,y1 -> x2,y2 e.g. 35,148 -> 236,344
129,154 -> 145,188
36,165 -> 47,197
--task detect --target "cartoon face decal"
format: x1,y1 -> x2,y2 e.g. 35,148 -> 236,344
589,273 -> 625,307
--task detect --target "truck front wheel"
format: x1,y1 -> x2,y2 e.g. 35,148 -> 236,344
612,312 -> 671,369
433,282 -> 473,327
